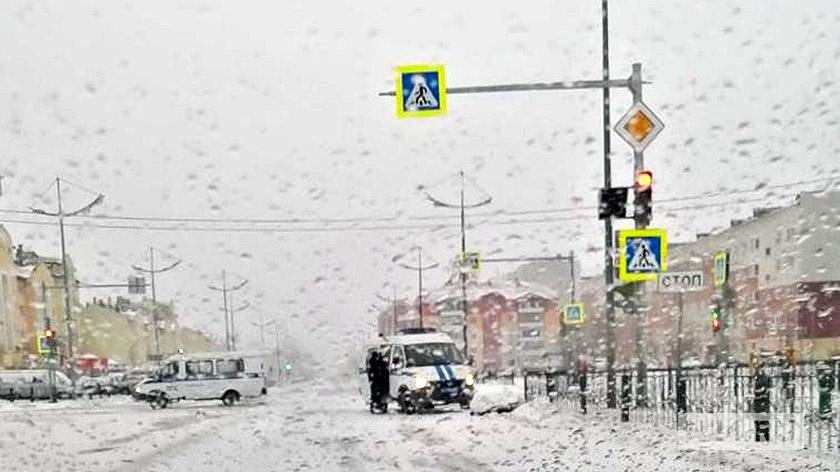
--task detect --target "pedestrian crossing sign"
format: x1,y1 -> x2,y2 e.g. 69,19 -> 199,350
618,228 -> 667,282
713,250 -> 729,288
395,64 -> 446,118
459,251 -> 482,273
564,303 -> 584,325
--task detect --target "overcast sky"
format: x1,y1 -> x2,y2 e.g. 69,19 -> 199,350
0,0 -> 837,366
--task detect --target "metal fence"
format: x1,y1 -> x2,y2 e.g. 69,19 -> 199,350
525,361 -> 840,450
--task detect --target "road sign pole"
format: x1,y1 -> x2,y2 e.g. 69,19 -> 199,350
629,62 -> 649,407
674,290 -> 686,423
601,0 -> 618,410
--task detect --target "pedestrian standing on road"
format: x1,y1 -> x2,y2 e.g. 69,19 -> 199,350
368,352 -> 389,406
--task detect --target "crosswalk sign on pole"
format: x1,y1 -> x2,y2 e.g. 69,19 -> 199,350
36,335 -> 50,355
395,64 -> 446,118
618,228 -> 667,282
459,251 -> 482,273
713,250 -> 729,288
564,303 -> 585,325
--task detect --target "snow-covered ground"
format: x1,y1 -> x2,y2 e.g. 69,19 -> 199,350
1,381 -> 837,471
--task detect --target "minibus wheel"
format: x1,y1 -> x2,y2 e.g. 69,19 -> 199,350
222,390 -> 240,406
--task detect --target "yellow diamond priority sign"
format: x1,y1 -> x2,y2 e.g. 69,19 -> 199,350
614,101 -> 664,153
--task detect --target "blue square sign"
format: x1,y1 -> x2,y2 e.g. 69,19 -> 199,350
619,228 -> 667,282
395,64 -> 446,117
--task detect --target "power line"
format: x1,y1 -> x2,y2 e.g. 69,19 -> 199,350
0,175 -> 833,227
0,195 -> 791,234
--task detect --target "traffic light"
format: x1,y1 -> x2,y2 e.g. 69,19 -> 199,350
44,328 -> 56,347
598,187 -> 629,219
710,307 -> 722,333
284,362 -> 292,372
634,170 -> 653,226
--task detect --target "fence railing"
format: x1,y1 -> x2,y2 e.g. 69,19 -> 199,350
523,362 -> 840,450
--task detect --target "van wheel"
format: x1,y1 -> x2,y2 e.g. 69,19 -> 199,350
398,390 -> 415,415
222,390 -> 240,407
150,392 -> 168,410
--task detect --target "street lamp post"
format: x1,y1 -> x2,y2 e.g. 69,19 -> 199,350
30,177 -> 104,360
208,271 -> 248,351
425,171 -> 491,355
227,294 -> 250,351
132,247 -> 181,358
396,248 -> 439,329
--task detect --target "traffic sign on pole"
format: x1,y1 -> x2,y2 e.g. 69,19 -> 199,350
614,101 -> 664,153
618,228 -> 667,282
656,270 -> 706,293
564,303 -> 585,325
395,64 -> 446,118
459,251 -> 482,273
713,250 -> 729,288
36,335 -> 50,355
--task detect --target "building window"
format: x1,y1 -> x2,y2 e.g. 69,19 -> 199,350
754,238 -> 760,249
765,247 -> 771,256
754,265 -> 759,276
765,274 -> 770,283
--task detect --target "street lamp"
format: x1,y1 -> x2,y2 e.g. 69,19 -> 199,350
424,170 -> 491,353
30,177 -> 104,360
132,247 -> 181,358
208,271 -> 248,351
394,247 -> 439,329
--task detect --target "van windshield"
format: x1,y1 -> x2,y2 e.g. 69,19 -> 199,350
404,343 -> 464,367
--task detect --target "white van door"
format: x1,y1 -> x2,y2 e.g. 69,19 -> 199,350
183,359 -> 216,399
389,345 -> 408,399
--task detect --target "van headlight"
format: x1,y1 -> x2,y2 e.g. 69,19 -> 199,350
464,372 -> 476,387
412,374 -> 429,390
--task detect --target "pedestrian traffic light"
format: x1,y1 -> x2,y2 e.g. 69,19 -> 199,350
634,170 -> 653,226
598,187 -> 629,219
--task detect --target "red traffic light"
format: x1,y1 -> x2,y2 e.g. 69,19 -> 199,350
711,318 -> 721,332
635,171 -> 653,191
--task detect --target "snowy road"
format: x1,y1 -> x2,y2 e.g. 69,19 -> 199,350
1,380 -> 837,471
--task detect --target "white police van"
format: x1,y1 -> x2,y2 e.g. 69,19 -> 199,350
133,351 -> 267,409
360,328 -> 475,413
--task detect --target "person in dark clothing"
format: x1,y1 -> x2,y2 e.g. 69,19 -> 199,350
367,352 -> 390,409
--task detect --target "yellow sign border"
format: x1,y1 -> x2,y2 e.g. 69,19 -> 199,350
395,64 -> 447,118
563,303 -> 585,325
713,250 -> 728,288
35,335 -> 48,355
618,228 -> 667,282
459,250 -> 482,272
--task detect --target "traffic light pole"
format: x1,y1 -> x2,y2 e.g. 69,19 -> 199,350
601,0 -> 617,409
629,63 -> 650,407
40,282 -> 57,402
378,0 -> 650,409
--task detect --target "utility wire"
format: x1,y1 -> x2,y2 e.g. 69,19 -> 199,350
0,195 -> 790,234
0,175 -> 833,226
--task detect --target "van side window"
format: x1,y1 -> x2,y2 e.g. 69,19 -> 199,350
186,360 -> 214,379
379,345 -> 391,363
392,345 -> 406,369
217,359 -> 244,378
161,361 -> 179,380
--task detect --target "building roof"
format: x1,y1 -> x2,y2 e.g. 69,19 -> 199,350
427,277 -> 557,304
